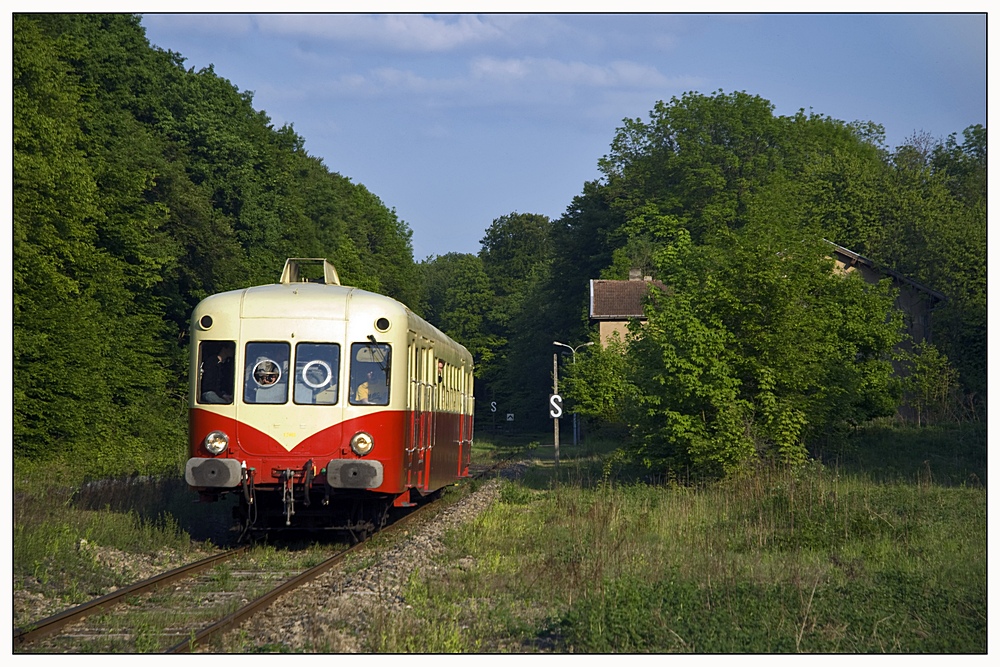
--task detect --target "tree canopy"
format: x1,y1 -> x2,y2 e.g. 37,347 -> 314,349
554,91 -> 984,475
14,18 -> 985,480
13,14 -> 418,475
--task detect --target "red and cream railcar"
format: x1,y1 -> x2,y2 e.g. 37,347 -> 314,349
184,258 -> 474,532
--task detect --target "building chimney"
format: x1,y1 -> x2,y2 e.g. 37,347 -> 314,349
629,268 -> 641,281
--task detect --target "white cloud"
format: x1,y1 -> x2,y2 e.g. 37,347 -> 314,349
317,68 -> 464,98
261,14 -> 507,52
309,56 -> 682,108
290,53 -> 704,122
469,57 -> 530,81
469,57 -> 680,92
143,13 -> 519,53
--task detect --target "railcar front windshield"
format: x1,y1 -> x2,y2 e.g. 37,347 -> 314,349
294,342 -> 340,405
244,342 -> 290,404
349,342 -> 391,406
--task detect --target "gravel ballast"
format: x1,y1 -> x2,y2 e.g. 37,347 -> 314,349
219,463 -> 530,652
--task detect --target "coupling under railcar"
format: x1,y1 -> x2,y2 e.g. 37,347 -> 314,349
184,258 -> 475,533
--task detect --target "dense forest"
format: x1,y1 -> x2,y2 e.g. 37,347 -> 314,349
13,14 -> 986,480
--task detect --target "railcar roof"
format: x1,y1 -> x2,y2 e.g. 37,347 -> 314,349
195,282 -> 400,319
193,282 -> 472,363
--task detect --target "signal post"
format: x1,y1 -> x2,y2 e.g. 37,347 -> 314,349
550,353 -> 563,467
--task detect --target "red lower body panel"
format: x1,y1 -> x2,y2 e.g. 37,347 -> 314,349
189,407 -> 471,495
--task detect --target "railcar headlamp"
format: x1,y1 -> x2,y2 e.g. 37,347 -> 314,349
350,431 -> 374,457
203,430 -> 230,455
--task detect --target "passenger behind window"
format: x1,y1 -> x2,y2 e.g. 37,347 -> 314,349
350,342 -> 390,406
199,341 -> 235,404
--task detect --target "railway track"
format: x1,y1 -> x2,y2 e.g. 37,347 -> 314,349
169,495 -> 440,654
14,546 -> 248,651
13,485 -> 454,653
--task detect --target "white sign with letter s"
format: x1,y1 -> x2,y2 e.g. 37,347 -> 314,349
549,394 -> 563,419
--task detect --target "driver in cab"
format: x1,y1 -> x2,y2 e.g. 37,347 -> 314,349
355,369 -> 386,404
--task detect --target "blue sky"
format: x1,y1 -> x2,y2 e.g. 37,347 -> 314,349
137,10 -> 987,261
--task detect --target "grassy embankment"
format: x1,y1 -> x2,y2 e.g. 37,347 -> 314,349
13,469 -> 232,631
13,422 -> 986,652
371,422 -> 987,653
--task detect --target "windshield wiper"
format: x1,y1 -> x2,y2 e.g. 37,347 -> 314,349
366,335 -> 390,376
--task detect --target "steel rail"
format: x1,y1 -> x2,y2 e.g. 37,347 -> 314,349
16,461 -> 505,653
165,498 -> 442,653
13,545 -> 249,648
166,462 -> 507,652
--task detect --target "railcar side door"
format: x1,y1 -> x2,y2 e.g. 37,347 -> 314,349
406,339 -> 419,487
406,341 -> 434,490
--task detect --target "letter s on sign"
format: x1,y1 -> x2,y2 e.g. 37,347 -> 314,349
549,394 -> 563,419
491,401 -> 497,413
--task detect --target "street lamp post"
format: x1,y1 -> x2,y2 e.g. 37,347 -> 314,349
553,340 -> 594,447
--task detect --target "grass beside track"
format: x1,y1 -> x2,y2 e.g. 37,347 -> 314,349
13,475 -> 217,628
371,423 -> 987,653
13,422 -> 987,652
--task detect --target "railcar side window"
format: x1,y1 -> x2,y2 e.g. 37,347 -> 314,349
244,342 -> 290,404
294,343 -> 340,405
349,342 -> 391,406
197,341 -> 235,404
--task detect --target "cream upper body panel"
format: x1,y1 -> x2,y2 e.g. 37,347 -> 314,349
190,280 -> 472,452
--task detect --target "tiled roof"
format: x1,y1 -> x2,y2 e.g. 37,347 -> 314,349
590,279 -> 668,320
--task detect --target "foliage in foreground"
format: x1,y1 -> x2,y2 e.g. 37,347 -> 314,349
632,221 -> 902,475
